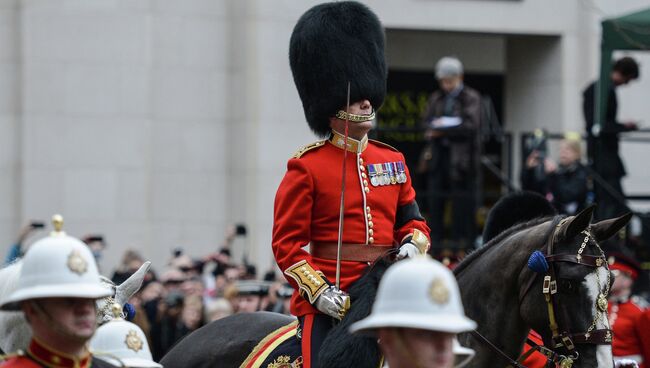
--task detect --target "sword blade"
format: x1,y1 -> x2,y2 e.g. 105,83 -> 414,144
336,82 -> 351,289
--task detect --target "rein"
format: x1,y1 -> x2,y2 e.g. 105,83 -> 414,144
471,216 -> 612,368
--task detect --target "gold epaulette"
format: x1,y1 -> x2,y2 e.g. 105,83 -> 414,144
0,349 -> 25,362
284,260 -> 329,304
292,140 -> 326,159
369,139 -> 399,152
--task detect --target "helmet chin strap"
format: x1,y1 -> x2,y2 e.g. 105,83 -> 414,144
31,300 -> 93,344
335,109 -> 375,123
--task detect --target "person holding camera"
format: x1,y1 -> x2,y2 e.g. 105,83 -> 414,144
3,221 -> 45,265
521,137 -> 589,215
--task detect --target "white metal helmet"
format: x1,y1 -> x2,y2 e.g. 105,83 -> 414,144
90,306 -> 162,368
0,215 -> 112,311
349,256 -> 476,334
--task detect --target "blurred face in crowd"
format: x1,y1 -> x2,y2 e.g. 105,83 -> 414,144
237,295 -> 261,313
611,71 -> 634,87
558,141 -> 580,166
181,278 -> 205,297
378,328 -> 454,368
438,75 -> 462,93
224,267 -> 241,283
24,298 -> 97,344
140,281 -> 163,302
610,270 -> 634,298
329,99 -> 374,140
181,298 -> 203,330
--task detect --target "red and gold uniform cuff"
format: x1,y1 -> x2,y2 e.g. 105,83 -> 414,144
284,260 -> 329,304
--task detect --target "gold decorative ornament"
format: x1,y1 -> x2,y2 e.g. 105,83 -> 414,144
125,330 -> 143,353
267,355 -> 302,368
67,249 -> 88,275
559,357 -> 573,368
597,294 -> 608,312
429,277 -> 450,305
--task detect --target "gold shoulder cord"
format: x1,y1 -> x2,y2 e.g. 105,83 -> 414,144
292,141 -> 326,159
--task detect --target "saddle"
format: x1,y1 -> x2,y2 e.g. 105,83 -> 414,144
240,321 -> 303,368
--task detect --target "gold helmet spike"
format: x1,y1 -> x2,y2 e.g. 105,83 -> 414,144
111,303 -> 123,320
51,214 -> 66,237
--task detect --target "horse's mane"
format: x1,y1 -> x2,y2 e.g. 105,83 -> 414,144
318,256 -> 392,368
0,261 -> 21,299
0,260 -> 32,354
454,216 -> 552,276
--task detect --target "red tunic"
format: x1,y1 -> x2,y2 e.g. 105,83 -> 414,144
521,330 -> 554,368
273,133 -> 430,316
609,296 -> 650,367
0,338 -> 93,368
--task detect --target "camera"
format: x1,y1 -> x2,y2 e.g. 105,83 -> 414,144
236,224 -> 247,236
30,221 -> 45,229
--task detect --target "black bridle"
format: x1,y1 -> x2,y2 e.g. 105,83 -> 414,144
473,216 -> 612,368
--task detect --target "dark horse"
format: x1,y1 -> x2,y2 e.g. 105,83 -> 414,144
162,206 -> 627,368
456,201 -> 629,368
161,257 -> 390,368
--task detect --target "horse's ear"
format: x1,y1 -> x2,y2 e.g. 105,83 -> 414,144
591,212 -> 632,242
562,205 -> 595,240
115,261 -> 151,306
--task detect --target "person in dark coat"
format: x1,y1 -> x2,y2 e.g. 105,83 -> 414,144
583,56 -> 640,220
521,137 -> 589,215
420,56 -> 481,247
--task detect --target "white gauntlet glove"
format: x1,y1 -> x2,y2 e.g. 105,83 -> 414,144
397,229 -> 430,260
314,286 -> 350,320
397,242 -> 420,260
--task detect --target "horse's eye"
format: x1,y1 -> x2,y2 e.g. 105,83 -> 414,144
559,279 -> 575,293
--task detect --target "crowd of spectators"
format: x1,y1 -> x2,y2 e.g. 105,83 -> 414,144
3,223 -> 294,361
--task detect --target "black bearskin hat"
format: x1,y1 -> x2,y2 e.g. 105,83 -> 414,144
289,1 -> 387,137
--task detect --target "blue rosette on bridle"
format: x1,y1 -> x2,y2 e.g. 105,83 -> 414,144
527,250 -> 549,273
123,303 -> 136,321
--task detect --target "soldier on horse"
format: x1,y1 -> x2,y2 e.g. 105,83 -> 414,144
273,2 -> 430,367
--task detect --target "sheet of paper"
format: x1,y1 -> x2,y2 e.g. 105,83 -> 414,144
430,116 -> 461,128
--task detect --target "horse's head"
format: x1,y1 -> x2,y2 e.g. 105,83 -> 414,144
96,261 -> 151,325
520,206 -> 631,368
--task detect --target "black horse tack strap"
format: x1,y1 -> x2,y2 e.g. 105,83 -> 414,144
469,330 -> 526,368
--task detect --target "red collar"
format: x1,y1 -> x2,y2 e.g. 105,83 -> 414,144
27,338 -> 91,368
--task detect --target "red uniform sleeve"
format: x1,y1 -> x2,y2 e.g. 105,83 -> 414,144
393,153 -> 430,244
272,158 -> 320,290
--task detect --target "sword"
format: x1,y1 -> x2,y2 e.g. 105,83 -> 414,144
335,82 -> 351,289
